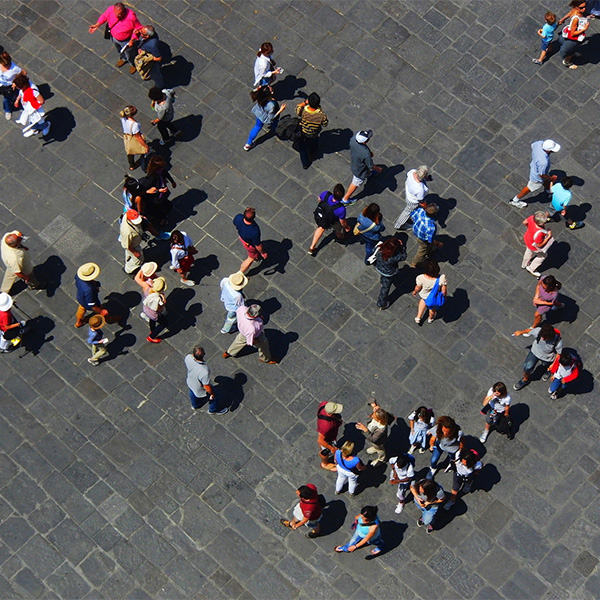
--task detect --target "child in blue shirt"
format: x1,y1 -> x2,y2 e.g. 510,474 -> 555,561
533,12 -> 557,64
87,314 -> 109,365
549,176 -> 583,230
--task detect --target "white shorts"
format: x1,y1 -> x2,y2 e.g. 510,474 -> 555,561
527,180 -> 543,192
293,502 -> 321,526
352,174 -> 366,187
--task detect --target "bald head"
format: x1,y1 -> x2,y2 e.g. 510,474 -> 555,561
5,234 -> 20,247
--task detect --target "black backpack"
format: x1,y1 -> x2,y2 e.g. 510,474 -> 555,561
314,195 -> 336,228
495,414 -> 514,439
276,115 -> 301,141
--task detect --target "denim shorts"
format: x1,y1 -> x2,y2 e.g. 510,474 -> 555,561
541,39 -> 551,51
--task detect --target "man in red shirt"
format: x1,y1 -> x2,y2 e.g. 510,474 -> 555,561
521,210 -> 553,278
280,484 -> 323,538
89,2 -> 142,74
317,401 -> 343,471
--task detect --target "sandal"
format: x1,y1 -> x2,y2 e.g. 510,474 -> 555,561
334,546 -> 346,553
279,519 -> 291,528
370,548 -> 382,556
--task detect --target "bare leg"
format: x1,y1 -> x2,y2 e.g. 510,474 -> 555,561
342,183 -> 358,202
515,186 -> 531,200
240,256 -> 255,273
416,299 -> 428,321
309,227 -> 325,252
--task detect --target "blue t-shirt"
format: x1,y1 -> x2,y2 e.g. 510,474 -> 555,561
139,36 -> 161,58
541,23 -> 557,41
551,183 -> 572,211
336,449 -> 359,471
529,141 -> 550,183
319,191 -> 346,220
87,327 -> 103,344
233,214 -> 262,246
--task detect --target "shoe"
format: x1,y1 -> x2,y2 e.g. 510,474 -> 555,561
414,317 -> 421,324
532,58 -> 543,65
259,359 -> 278,364
23,129 -> 36,138
4,112 -> 10,120
341,198 -> 357,206
463,482 -> 472,494
370,459 -> 383,466
74,321 -> 85,328
41,122 -> 51,136
379,302 -> 390,310
334,490 -> 342,495
526,267 -> 541,278
140,312 -> 149,322
417,518 -> 424,527
158,140 -> 165,146
513,379 -> 528,391
479,430 -> 489,443
542,371 -> 551,382
243,143 -> 254,151
116,59 -> 127,68
408,445 -> 417,454
87,358 -> 99,366
426,525 -> 434,534
306,529 -> 320,538
550,392 -> 558,400
444,463 -> 453,473
427,317 -> 434,323
349,493 -> 356,498
562,60 -> 577,69
366,447 -> 377,454
129,65 -> 137,74
394,503 -> 404,514
220,328 -> 228,334
568,221 -> 584,230
208,407 -> 229,415
509,198 -> 528,208
419,447 -> 426,454
180,278 -> 195,286
0,348 -> 10,353
146,336 -> 162,343
279,519 -> 291,528
222,352 -> 231,359
444,501 -> 455,511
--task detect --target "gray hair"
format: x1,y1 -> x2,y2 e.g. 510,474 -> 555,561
247,304 -> 261,318
533,211 -> 548,226
415,165 -> 429,181
142,25 -> 156,37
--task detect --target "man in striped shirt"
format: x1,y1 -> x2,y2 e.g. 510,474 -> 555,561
295,93 -> 328,170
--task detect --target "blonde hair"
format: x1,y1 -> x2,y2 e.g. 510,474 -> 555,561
341,441 -> 355,457
119,105 -> 137,118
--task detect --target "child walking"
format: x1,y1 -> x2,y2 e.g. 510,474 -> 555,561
408,406 -> 435,454
533,12 -> 557,64
87,314 -> 109,365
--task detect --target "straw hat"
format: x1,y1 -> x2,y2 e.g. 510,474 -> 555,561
77,263 -> 100,281
141,262 -> 158,277
151,277 -> 166,292
88,314 -> 105,329
228,271 -> 248,291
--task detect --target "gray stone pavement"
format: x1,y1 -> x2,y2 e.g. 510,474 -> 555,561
0,0 -> 600,597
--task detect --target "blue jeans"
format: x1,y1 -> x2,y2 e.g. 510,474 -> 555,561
549,378 -> 567,393
247,117 -> 278,146
414,498 -> 439,525
430,443 -> 446,470
338,529 -> 383,553
523,350 -> 550,377
221,310 -> 238,333
189,389 -> 218,411
362,237 -> 378,264
2,88 -> 16,114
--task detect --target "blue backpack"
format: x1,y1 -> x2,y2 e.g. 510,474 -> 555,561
425,277 -> 445,309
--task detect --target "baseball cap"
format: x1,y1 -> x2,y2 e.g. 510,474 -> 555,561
542,139 -> 560,153
324,402 -> 343,414
126,209 -> 143,224
355,130 -> 373,144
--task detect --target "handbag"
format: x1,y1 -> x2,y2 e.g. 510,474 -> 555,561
353,220 -> 376,237
103,23 -> 111,40
424,277 -> 446,309
123,133 -> 147,156
367,241 -> 382,265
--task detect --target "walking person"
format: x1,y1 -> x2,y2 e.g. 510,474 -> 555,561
427,416 -> 464,479
374,238 -> 406,310
394,166 -> 430,230
308,185 -> 350,256
280,484 -> 323,539
222,304 -> 276,364
557,0 -> 590,69
184,345 -> 228,414
316,401 -> 343,472
1,230 -> 41,294
219,271 -> 248,334
341,130 -> 383,205
253,42 -> 282,89
389,453 -> 415,514
513,322 -> 563,390
410,204 -> 443,268
233,208 -> 268,274
548,349 -> 581,400
521,210 -> 553,278
119,209 -> 145,276
411,479 -> 446,534
479,382 -> 512,443
408,406 -> 435,454
135,26 -> 165,88
295,93 -> 328,169
0,292 -> 26,354
149,87 -> 181,145
334,441 -> 366,497
142,276 -> 168,343
88,2 -> 141,73
120,105 -> 148,170
443,449 -> 482,511
0,51 -> 25,120
13,74 -> 50,138
356,203 -> 385,265
244,86 -> 285,151
413,260 -> 447,324
355,401 -> 393,466
532,12 -> 558,65
512,275 -> 563,337
139,155 -> 177,226
335,506 -> 384,556
86,315 -> 109,366
74,262 -> 121,328
134,262 -> 158,322
169,230 -> 196,286
548,176 -> 583,229
510,139 -> 560,208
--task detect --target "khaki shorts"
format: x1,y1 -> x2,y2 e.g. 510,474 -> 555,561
527,180 -> 543,192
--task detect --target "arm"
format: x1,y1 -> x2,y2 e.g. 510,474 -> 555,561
557,10 -> 572,25
274,102 -> 287,118
536,230 -> 553,249
355,459 -> 367,472
570,16 -> 589,35
349,524 -> 378,550
317,433 -> 336,454
412,284 -> 423,297
537,28 -> 543,37
88,8 -> 108,33
203,382 -> 215,398
440,285 -> 448,296
291,515 -> 309,530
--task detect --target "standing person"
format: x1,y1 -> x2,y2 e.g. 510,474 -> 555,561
253,42 -> 282,89
411,479 -> 446,534
356,203 -> 385,265
513,323 -> 563,390
308,185 -> 350,256
134,262 -> 157,322
479,382 -> 512,443
184,345 -> 228,414
408,406 -> 435,454
374,238 -> 406,310
86,315 -> 109,366
169,230 -> 196,286
334,441 -> 366,497
428,416 -> 464,479
244,86 -> 285,151
413,259 -> 447,324
219,271 -> 248,334
88,2 -> 141,73
0,292 -> 26,353
135,26 -> 164,88
355,402 -> 392,466
510,139 -> 560,208
74,263 -> 120,328
410,204 -> 443,268
558,0 -> 589,69
394,166 -> 430,230
548,349 -> 581,399
341,130 -> 383,205
533,12 -> 557,64
295,93 -> 328,169
0,51 -> 25,120
222,304 -> 276,364
389,454 -> 415,514
119,209 -> 145,276
1,230 -> 40,294
280,484 -> 323,539
548,176 -> 583,229
12,74 -> 50,138
233,208 -> 268,274
335,506 -> 384,556
316,401 -> 343,472
149,87 -> 181,145
512,275 -> 563,337
120,105 -> 148,171
139,155 -> 177,226
443,449 -> 482,510
521,210 -> 553,278
142,276 -> 168,343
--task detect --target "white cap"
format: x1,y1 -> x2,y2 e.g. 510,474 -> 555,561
355,130 -> 373,144
542,139 -> 560,153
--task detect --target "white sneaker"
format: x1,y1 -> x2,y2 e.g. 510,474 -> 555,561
394,503 -> 404,514
23,128 -> 35,138
366,446 -> 377,454
140,312 -> 149,322
509,198 -> 527,208
419,447 -> 426,454
4,112 -> 11,120
526,267 -> 541,278
408,445 -> 417,454
479,430 -> 488,443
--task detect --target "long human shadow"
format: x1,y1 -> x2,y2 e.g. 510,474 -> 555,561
15,315 -> 54,356
355,462 -> 388,495
41,107 -> 76,144
354,164 -> 405,201
579,32 -> 600,66
385,265 -> 417,307
385,417 -> 411,458
546,295 -> 579,327
366,522 -> 407,559
272,74 -> 307,101
508,402 -> 530,438
103,290 -> 142,326
319,128 -> 353,156
34,255 -> 66,297
171,114 -> 202,143
264,329 -> 298,363
189,254 -> 219,285
168,189 -> 208,227
565,201 -> 591,225
435,233 -> 466,265
162,55 -> 194,87
540,240 -> 570,271
318,499 -> 347,537
247,238 -> 292,276
164,288 -> 202,337
213,373 -> 247,411
425,193 -> 457,229
104,331 -> 137,363
441,288 -> 470,324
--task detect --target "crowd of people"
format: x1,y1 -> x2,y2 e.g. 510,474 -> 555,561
0,0 -> 593,561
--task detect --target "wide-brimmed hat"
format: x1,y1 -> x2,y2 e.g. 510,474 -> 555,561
228,271 -> 248,291
152,277 -> 166,292
324,401 -> 343,415
0,292 -> 13,311
141,262 -> 158,277
88,314 -> 105,329
77,263 -> 100,281
126,209 -> 143,225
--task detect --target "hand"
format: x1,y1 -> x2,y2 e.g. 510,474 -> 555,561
100,338 -> 109,345
412,290 -> 417,296
348,545 -> 356,552
100,309 -> 109,317
159,187 -> 168,193
88,24 -> 98,33
261,252 -> 268,260
127,40 -> 134,47
355,423 -> 367,431
280,102 -> 287,110
550,175 -> 558,182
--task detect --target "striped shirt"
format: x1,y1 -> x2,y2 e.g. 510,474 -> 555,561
296,104 -> 328,137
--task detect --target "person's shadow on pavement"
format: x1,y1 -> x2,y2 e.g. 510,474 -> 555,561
169,188 -> 209,227
264,329 -> 298,362
34,255 -> 65,297
213,372 -> 247,412
318,499 -> 347,536
189,253 -> 219,285
41,107 -> 76,144
248,239 -> 292,276
16,315 -> 54,356
104,331 -> 136,362
272,74 -> 307,101
164,288 -> 202,337
367,522 -> 407,559
442,288 -> 470,324
319,128 -> 353,156
426,193 -> 457,229
162,55 -> 194,87
435,233 -> 466,265
355,164 -> 405,201
171,114 -> 203,143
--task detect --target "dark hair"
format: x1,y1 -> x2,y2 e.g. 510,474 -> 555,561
418,480 -> 439,502
561,176 -> 574,190
257,42 -> 273,57
541,275 -> 561,292
362,203 -> 381,223
380,237 -> 403,261
361,505 -> 378,522
545,12 -> 557,24
559,350 -> 572,366
170,230 -> 184,245
415,406 -> 432,422
436,416 -> 460,440
250,85 -> 273,107
243,207 -> 256,221
332,184 -> 345,200
192,345 -> 205,360
396,454 -> 409,469
424,259 -> 440,277
539,323 -> 557,340
148,87 -> 165,101
146,154 -> 166,176
569,0 -> 584,7
0,52 -> 12,68
12,73 -> 29,90
297,485 -> 315,500
308,92 -> 321,109
459,449 -> 478,469
114,2 -> 126,9
492,382 -> 508,397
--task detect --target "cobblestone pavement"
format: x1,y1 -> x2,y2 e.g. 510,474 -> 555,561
1,0 -> 600,598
